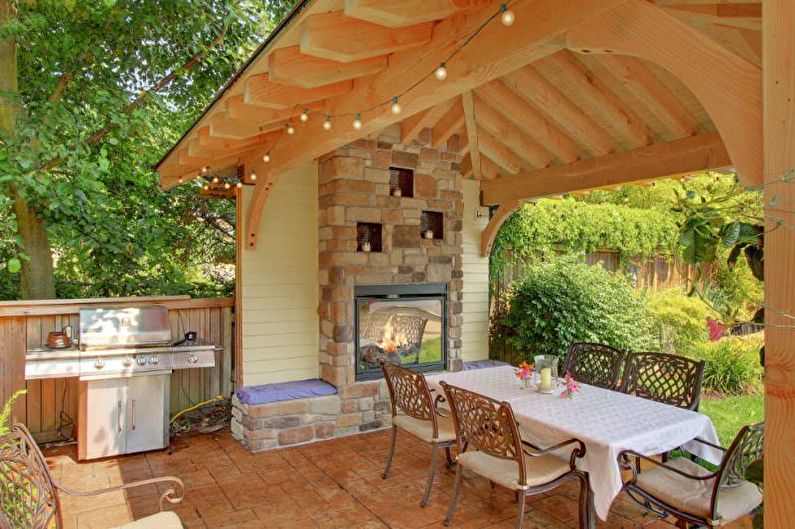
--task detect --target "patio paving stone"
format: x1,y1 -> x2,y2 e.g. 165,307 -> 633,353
44,428 -> 756,529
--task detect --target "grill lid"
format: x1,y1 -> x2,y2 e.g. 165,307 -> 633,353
79,306 -> 172,350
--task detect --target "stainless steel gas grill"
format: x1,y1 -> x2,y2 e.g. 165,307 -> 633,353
24,305 -> 216,460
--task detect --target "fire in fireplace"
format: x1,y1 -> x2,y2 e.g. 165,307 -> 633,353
354,284 -> 447,380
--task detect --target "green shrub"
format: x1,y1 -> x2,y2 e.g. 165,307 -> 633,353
691,335 -> 763,396
0,389 -> 26,435
645,289 -> 716,355
500,258 -> 651,358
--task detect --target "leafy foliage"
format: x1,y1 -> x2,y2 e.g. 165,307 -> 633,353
499,258 -> 651,358
646,289 -> 716,355
0,0 -> 296,299
0,389 -> 26,435
691,335 -> 764,396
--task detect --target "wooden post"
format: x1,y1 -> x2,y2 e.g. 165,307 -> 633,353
763,1 -> 795,527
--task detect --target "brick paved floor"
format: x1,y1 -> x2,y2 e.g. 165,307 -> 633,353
45,428 -> 755,529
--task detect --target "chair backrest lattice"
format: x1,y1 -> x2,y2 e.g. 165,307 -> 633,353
0,424 -> 62,529
718,422 -> 765,488
441,382 -> 527,485
621,352 -> 705,410
380,361 -> 437,429
562,342 -> 625,390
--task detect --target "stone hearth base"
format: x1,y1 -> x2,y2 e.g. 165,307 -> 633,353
231,380 -> 391,451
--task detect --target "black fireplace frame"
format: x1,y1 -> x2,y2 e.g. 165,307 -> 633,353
354,283 -> 447,381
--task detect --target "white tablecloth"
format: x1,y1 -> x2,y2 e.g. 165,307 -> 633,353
426,366 -> 722,520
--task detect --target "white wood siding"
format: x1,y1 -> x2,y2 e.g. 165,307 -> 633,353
240,163 -> 319,385
461,179 -> 490,361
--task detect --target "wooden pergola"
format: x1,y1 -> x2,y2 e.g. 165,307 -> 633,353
156,1 -> 794,525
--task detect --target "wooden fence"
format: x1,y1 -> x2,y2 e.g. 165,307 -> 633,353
0,296 -> 234,443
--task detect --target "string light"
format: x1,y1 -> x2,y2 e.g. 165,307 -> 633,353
262,152 -> 271,163
499,4 -> 515,26
390,97 -> 402,115
353,113 -> 363,130
250,171 -> 257,181
299,109 -> 309,122
434,63 -> 448,80
224,182 -> 231,190
285,123 -> 295,135
202,166 -> 209,175
212,176 -> 219,184
178,176 -> 184,184
236,182 -> 243,188
203,184 -> 209,190
323,115 -> 333,130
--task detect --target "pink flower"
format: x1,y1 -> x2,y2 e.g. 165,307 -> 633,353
560,371 -> 580,399
515,361 -> 534,381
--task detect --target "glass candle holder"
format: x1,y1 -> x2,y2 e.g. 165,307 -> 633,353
533,354 -> 558,393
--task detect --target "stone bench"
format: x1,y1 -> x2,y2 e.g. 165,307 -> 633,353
231,378 -> 391,451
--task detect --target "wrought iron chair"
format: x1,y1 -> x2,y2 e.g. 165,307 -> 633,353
620,352 -> 706,410
0,423 -> 185,529
619,422 -> 764,528
440,382 -> 590,529
380,361 -> 456,508
562,342 -> 626,390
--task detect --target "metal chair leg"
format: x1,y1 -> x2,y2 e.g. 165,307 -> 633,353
382,425 -> 397,480
515,492 -> 526,529
420,443 -> 440,508
445,446 -> 454,468
577,473 -> 589,529
444,463 -> 464,526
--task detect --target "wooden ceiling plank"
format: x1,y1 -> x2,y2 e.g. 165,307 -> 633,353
595,55 -> 699,138
546,52 -> 650,149
478,155 -> 502,181
344,0 -> 479,27
662,3 -> 761,31
474,80 -> 582,164
400,108 -> 431,144
478,130 -> 524,174
243,73 -> 352,110
268,45 -> 387,89
503,67 -> 615,157
461,91 -> 482,180
458,131 -> 469,156
473,94 -> 553,169
431,100 -> 465,148
480,132 -> 730,205
460,153 -> 473,179
300,11 -> 433,63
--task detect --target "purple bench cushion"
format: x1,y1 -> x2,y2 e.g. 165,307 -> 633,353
462,359 -> 509,371
236,378 -> 337,406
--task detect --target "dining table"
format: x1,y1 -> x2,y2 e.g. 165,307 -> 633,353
425,365 -> 723,527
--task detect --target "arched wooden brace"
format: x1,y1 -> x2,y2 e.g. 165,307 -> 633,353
480,199 -> 523,257
564,0 -> 762,186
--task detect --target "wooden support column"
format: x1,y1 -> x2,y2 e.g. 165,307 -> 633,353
763,1 -> 795,526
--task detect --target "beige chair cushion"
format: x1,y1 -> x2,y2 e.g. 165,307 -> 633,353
113,511 -> 183,529
635,457 -> 762,525
393,414 -> 456,443
457,450 -> 571,490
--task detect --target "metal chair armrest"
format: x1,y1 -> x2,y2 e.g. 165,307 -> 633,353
688,437 -> 727,452
56,475 -> 185,511
433,393 -> 451,418
618,450 -> 718,485
522,438 -> 586,468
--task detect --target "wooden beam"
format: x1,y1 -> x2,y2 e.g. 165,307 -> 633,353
565,0 -> 762,185
473,95 -> 552,169
481,200 -> 522,257
344,0 -> 477,28
460,153 -> 473,179
400,108 -> 431,144
594,55 -> 699,138
479,155 -> 502,180
461,91 -> 482,180
503,67 -> 615,157
244,73 -> 352,110
762,0 -> 795,525
474,80 -> 582,163
244,0 -> 630,248
300,11 -> 433,62
431,100 -> 465,148
662,3 -> 761,31
268,45 -> 387,89
480,132 -> 730,205
546,51 -> 650,148
208,112 -> 262,140
478,131 -> 524,174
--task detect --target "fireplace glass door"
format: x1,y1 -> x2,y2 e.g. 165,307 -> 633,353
355,294 -> 445,379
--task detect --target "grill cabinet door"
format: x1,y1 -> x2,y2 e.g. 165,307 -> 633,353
125,374 -> 169,454
80,378 -> 127,460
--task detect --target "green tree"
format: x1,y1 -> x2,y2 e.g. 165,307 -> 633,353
0,0 -> 295,299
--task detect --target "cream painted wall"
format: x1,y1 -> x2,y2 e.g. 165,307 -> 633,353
461,179 -> 490,361
240,163 -> 319,385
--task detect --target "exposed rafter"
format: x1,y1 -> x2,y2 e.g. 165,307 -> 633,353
461,91 -> 482,180
267,45 -> 387,88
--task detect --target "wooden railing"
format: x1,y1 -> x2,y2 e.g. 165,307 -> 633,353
0,296 -> 234,442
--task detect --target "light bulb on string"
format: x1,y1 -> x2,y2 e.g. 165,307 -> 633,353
434,63 -> 448,80
203,184 -> 209,191
263,151 -> 271,163
250,171 -> 257,182
353,113 -> 363,130
299,109 -> 309,122
224,182 -> 231,190
202,166 -> 209,175
323,115 -> 333,131
236,182 -> 243,188
178,176 -> 184,184
286,123 -> 295,135
390,97 -> 402,115
212,176 -> 219,184
499,4 -> 515,26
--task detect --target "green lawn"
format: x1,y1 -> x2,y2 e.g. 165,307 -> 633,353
700,394 -> 764,446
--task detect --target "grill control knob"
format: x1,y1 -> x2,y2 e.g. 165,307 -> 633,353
188,354 -> 199,364
94,358 -> 105,369
122,357 -> 133,367
150,356 -> 160,365
136,356 -> 147,366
